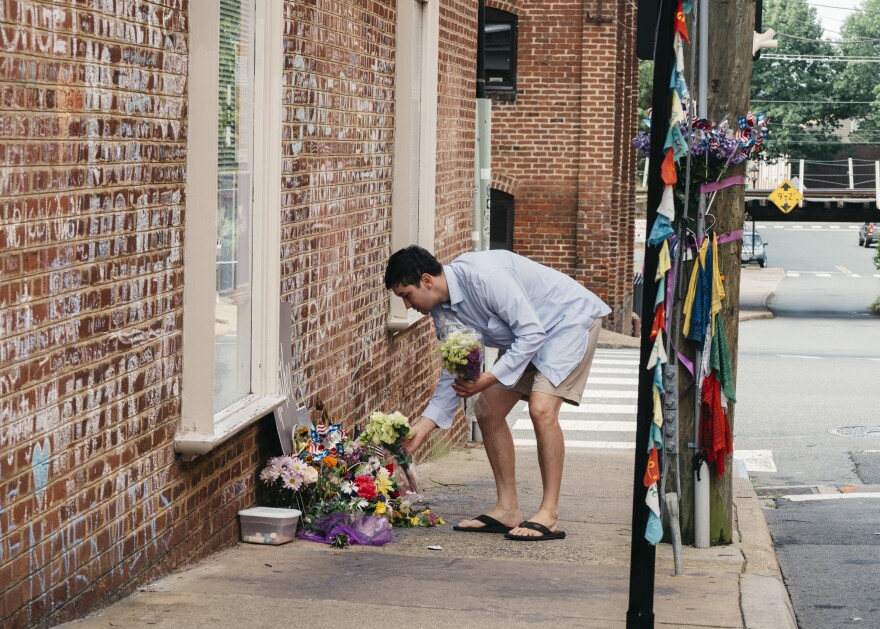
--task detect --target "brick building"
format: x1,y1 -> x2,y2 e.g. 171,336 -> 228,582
485,0 -> 638,333
0,0 -> 636,625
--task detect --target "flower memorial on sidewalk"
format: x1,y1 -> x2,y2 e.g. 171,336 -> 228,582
438,323 -> 484,381
259,403 -> 443,548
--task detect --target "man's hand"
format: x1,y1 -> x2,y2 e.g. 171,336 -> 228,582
452,371 -> 499,399
405,417 -> 438,454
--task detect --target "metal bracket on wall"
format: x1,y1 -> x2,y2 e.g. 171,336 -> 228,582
586,0 -> 612,24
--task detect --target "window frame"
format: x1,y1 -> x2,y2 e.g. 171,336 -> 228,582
176,0 -> 285,459
387,0 -> 441,333
484,8 -> 518,95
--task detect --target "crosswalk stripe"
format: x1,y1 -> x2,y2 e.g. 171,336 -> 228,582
591,367 -> 638,375
558,403 -> 636,414
513,419 -> 636,432
514,438 -> 635,449
582,390 -> 638,399
587,377 -> 639,385
592,359 -> 638,366
517,403 -> 638,415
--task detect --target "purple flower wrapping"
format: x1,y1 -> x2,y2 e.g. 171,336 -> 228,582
462,347 -> 484,382
297,512 -> 393,546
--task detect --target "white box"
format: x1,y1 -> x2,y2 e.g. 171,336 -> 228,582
238,506 -> 301,545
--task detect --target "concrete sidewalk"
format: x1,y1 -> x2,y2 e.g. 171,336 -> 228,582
62,446 -> 795,629
61,271 -> 792,629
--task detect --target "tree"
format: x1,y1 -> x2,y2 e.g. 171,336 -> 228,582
835,0 -> 880,141
751,0 -> 843,160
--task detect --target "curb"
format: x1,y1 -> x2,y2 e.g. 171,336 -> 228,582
734,476 -> 798,629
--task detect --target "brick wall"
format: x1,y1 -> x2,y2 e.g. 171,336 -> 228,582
280,0 -> 475,451
0,1 -> 196,626
0,0 -> 477,625
488,0 -> 637,332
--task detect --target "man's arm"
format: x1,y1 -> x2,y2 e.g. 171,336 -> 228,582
405,416 -> 438,453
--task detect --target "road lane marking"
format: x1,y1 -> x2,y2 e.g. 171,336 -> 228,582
815,273 -> 831,277
514,438 -> 635,449
782,492 -> 880,502
734,450 -> 777,473
792,225 -> 803,229
513,419 -> 636,432
830,225 -> 840,229
786,272 -> 800,277
811,225 -> 823,229
850,274 -> 861,278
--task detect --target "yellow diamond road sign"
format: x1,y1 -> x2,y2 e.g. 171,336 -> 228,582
769,180 -> 803,214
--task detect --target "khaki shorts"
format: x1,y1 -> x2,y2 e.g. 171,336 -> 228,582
492,317 -> 604,406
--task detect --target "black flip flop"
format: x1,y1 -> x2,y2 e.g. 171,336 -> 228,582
452,514 -> 513,534
504,520 -> 566,541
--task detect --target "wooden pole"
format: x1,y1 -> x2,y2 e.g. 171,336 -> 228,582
678,0 -> 756,545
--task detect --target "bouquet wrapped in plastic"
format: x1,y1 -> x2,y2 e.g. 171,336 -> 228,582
438,322 -> 484,382
358,411 -> 420,495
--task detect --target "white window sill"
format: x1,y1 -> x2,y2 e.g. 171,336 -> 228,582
387,309 -> 426,334
174,394 -> 286,461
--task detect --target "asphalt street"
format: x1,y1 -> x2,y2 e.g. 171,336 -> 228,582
735,220 -> 880,629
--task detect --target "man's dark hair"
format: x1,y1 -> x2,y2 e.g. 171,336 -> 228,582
384,245 -> 443,289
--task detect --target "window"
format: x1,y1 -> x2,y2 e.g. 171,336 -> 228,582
388,0 -> 440,332
485,8 -> 518,94
177,0 -> 285,458
489,188 -> 514,251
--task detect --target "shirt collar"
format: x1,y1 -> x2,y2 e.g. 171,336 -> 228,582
443,264 -> 463,309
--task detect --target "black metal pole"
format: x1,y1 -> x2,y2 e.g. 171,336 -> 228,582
626,1 -> 677,627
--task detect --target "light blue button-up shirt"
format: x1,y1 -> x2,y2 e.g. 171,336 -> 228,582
422,250 -> 611,429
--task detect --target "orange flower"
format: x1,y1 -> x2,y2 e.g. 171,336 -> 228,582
323,455 -> 338,468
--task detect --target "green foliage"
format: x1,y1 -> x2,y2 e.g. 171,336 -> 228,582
751,0 -> 843,161
638,60 -> 654,124
835,0 -> 880,141
219,0 -> 243,169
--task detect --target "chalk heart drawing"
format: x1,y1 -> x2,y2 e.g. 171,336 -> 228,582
32,439 -> 51,509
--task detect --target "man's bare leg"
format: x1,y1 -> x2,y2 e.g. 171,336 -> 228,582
507,391 -> 565,537
455,387 -> 523,530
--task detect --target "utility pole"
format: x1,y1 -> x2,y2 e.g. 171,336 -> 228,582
676,0 -> 756,545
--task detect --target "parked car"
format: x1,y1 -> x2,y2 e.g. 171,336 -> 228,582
741,230 -> 768,267
858,221 -> 878,248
